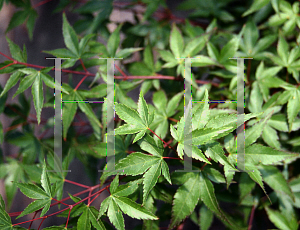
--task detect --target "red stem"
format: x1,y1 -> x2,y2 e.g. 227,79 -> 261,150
52,198 -> 69,207
248,205 -> 256,230
64,179 -> 90,188
0,62 -> 14,71
163,156 -> 181,160
0,51 -> 14,60
33,0 -> 55,8
74,74 -> 88,91
37,216 -> 46,230
65,206 -> 72,228
115,64 -> 128,81
79,58 -> 88,73
28,211 -> 38,229
12,185 -> 105,226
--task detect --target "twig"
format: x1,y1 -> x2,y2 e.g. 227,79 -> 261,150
248,204 -> 256,230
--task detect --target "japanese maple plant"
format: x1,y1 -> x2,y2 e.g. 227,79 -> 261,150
0,0 -> 300,229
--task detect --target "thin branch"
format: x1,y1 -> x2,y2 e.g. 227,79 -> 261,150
74,74 -> 88,91
37,216 -> 46,230
64,179 -> 90,188
0,52 -> 219,87
79,58 -> 88,73
115,64 -> 128,81
248,205 -> 256,230
33,0 -> 55,8
0,51 -> 14,61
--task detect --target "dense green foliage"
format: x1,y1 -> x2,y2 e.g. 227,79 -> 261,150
0,0 -> 300,229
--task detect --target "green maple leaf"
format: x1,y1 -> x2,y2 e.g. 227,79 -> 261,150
97,175 -> 158,230
114,92 -> 154,143
14,160 -> 53,219
169,172 -> 246,230
102,135 -> 172,205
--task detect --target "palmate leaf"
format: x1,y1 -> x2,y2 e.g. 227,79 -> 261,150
99,193 -> 158,230
115,92 -> 154,143
14,160 -> 53,219
104,152 -> 171,204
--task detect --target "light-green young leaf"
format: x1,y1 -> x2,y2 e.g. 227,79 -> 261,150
113,196 -> 158,220
245,144 -> 299,165
115,92 -> 154,143
199,172 -> 228,223
170,23 -> 184,59
62,13 -> 79,57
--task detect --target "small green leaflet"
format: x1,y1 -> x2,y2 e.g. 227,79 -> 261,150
204,141 -> 236,170
62,13 -> 79,57
244,110 -> 273,147
115,92 -> 154,143
265,207 -> 299,230
0,194 -> 13,230
242,0 -> 269,17
258,165 -> 294,201
245,143 -> 299,165
192,88 -> 209,130
287,88 -> 300,133
170,23 -> 184,59
199,205 -> 214,230
266,36 -> 300,82
151,90 -> 183,140
169,173 -> 200,229
14,160 -> 53,219
77,205 -> 106,230
6,37 -> 27,63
